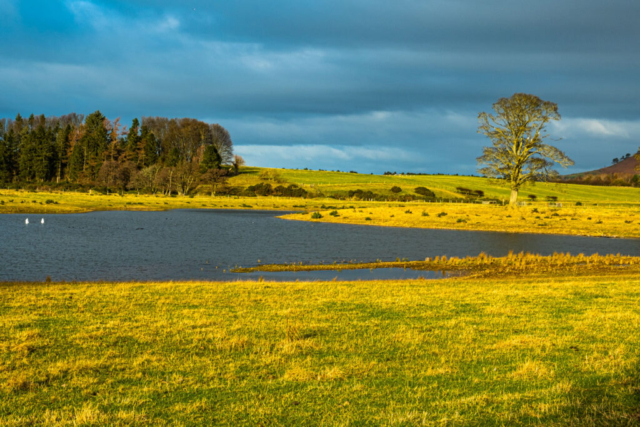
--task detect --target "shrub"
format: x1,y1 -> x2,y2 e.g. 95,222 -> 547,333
329,210 -> 339,216
437,212 -> 448,218
405,209 -> 412,214
365,217 -> 372,221
273,184 -> 308,198
311,212 -> 323,219
348,189 -> 382,201
456,187 -> 484,197
415,187 -> 435,198
456,187 -> 473,196
527,194 -> 537,201
575,201 -> 583,206
546,196 -> 558,202
248,182 -> 273,196
421,211 -> 429,217
390,186 -> 402,193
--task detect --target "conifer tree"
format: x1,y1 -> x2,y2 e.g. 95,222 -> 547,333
199,145 -> 221,173
125,118 -> 141,164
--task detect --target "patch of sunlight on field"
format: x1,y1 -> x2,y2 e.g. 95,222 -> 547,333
1,275 -> 639,425
284,203 -> 640,238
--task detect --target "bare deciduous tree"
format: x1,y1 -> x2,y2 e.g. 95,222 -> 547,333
201,168 -> 229,196
175,162 -> 200,196
477,93 -> 573,205
155,167 -> 175,195
232,154 -> 245,174
210,124 -> 233,165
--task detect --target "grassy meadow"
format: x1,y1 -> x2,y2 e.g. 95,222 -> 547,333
2,273 -> 640,426
232,168 -> 640,204
283,203 -> 640,239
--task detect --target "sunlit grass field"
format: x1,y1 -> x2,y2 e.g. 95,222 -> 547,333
232,167 -> 640,204
283,203 -> 640,239
3,167 -> 640,217
0,189 -> 337,214
1,274 -> 639,425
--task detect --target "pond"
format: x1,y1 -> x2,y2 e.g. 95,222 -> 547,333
1,209 -> 639,282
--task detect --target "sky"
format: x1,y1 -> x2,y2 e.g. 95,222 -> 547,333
1,0 -> 639,174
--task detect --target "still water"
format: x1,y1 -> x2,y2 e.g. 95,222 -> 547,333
1,209 -> 639,282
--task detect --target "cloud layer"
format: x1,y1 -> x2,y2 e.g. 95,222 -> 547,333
1,0 -> 639,173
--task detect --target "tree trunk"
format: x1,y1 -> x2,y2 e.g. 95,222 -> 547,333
509,188 -> 518,205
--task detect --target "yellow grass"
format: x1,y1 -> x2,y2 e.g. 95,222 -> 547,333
283,203 -> 640,238
1,273 -> 639,425
232,252 -> 640,278
0,189 -> 331,214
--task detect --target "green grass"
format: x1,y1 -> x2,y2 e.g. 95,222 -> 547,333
232,167 -> 640,204
1,274 -> 639,425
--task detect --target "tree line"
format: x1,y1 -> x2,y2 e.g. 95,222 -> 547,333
0,111 -> 244,194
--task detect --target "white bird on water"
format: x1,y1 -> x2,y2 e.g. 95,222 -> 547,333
41,218 -> 45,224
25,218 -> 29,225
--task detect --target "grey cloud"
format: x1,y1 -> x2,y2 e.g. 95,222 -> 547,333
1,0 -> 638,174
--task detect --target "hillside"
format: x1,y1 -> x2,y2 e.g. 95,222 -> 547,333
228,167 -> 640,203
567,155 -> 639,177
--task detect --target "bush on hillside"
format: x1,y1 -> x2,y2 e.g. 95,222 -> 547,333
244,183 -> 309,198
456,187 -> 484,197
390,186 -> 402,193
414,187 -> 435,198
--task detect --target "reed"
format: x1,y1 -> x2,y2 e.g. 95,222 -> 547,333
232,252 -> 640,277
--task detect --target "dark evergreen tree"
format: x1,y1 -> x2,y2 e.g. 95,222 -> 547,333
139,125 -> 160,167
32,123 -> 55,181
0,133 -> 12,183
166,147 -> 181,167
18,126 -> 36,181
54,125 -> 72,182
199,145 -> 221,173
2,130 -> 18,182
67,141 -> 84,181
81,111 -> 109,180
125,118 -> 141,164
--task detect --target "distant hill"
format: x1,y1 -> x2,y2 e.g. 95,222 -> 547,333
566,154 -> 639,178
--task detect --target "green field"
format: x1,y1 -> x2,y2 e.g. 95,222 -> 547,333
231,167 -> 640,204
1,272 -> 639,425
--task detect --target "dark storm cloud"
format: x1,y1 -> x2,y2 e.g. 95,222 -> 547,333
0,0 -> 639,173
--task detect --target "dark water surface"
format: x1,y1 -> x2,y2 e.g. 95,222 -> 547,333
1,209 -> 640,282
